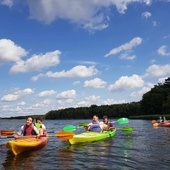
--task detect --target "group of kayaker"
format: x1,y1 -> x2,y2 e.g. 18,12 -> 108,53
14,116 -> 47,139
157,116 -> 168,123
14,114 -> 113,138
86,115 -> 114,132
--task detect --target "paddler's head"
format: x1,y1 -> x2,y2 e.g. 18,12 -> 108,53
92,115 -> 99,123
103,115 -> 108,124
26,116 -> 34,126
36,117 -> 42,124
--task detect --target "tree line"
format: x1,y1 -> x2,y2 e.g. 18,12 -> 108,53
45,77 -> 170,120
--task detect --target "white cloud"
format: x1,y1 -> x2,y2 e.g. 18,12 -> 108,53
152,21 -> 157,27
103,99 -> 126,105
0,39 -> 28,63
0,0 -> 13,7
77,95 -> 101,107
26,0 -> 151,31
120,53 -> 136,60
10,50 -> 61,73
84,77 -> 107,88
163,34 -> 170,39
144,64 -> 170,77
108,74 -> 144,92
17,101 -> 26,106
130,86 -> 151,98
142,11 -> 152,18
73,80 -> 80,85
38,90 -> 56,97
57,99 -> 73,106
31,65 -> 99,81
1,88 -> 34,102
56,90 -> 76,99
158,77 -> 168,84
42,99 -> 51,105
157,45 -> 170,56
105,37 -> 142,57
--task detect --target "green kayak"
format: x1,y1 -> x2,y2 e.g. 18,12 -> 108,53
68,129 -> 116,145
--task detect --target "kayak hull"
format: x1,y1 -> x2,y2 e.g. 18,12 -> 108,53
153,122 -> 170,127
69,129 -> 116,145
6,136 -> 49,156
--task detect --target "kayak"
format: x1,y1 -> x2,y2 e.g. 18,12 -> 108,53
6,135 -> 49,156
68,129 -> 116,145
153,122 -> 170,127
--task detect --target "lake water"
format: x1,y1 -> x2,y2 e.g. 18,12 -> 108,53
0,119 -> 170,170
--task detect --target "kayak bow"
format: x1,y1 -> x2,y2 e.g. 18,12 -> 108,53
6,135 -> 49,156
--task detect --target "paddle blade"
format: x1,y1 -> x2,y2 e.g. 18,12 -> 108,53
117,118 -> 129,124
153,123 -> 159,127
79,122 -> 87,127
121,127 -> 133,133
0,130 -> 15,136
55,131 -> 74,140
63,125 -> 76,132
151,120 -> 157,124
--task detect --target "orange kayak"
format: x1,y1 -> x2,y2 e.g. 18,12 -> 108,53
6,135 -> 49,156
153,122 -> 170,127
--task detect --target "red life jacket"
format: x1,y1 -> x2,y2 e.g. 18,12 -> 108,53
23,124 -> 37,136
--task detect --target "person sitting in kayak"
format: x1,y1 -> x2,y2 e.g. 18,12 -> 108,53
86,115 -> 108,132
103,115 -> 114,130
162,116 -> 168,123
35,117 -> 47,135
14,116 -> 40,138
157,116 -> 163,123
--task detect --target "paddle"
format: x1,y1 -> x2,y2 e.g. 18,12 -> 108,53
114,118 -> 129,124
0,134 -> 48,139
55,131 -> 74,140
0,133 -> 72,140
153,123 -> 159,127
79,118 -> 129,127
0,130 -> 15,136
79,123 -> 133,133
62,123 -> 133,134
63,125 -> 76,132
119,126 -> 133,133
151,120 -> 157,124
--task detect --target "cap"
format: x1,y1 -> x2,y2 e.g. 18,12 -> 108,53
103,115 -> 108,119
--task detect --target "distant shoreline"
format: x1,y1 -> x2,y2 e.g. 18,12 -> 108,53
1,114 -> 170,120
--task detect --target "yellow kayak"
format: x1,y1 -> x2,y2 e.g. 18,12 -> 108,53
6,135 -> 49,156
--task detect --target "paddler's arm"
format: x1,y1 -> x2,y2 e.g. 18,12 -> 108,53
14,125 -> 24,139
86,123 -> 92,131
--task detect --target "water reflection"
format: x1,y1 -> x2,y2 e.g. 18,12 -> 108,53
3,151 -> 38,170
2,145 -> 48,170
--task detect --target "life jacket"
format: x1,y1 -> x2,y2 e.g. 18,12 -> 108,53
23,124 -> 37,136
35,123 -> 42,129
89,122 -> 102,132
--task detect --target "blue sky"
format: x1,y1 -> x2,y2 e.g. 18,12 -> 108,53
0,0 -> 170,118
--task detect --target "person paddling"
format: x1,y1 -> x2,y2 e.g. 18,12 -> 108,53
14,116 -> 40,138
103,115 -> 115,130
35,117 -> 47,135
157,116 -> 163,123
86,115 -> 108,132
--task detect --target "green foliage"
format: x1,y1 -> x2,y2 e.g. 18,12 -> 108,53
45,102 -> 141,119
140,77 -> 170,115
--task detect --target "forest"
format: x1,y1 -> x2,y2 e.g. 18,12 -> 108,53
45,77 -> 170,120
